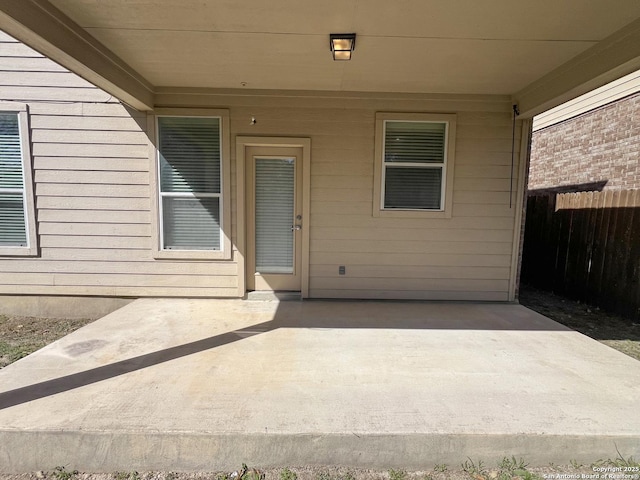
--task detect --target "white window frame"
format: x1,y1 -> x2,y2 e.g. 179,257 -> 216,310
149,108 -> 231,260
0,103 -> 38,256
373,112 -> 456,219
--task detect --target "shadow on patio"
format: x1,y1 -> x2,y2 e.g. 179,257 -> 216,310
0,298 -> 638,471
0,300 -> 570,409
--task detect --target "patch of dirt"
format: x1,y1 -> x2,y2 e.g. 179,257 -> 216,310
0,314 -> 93,368
519,284 -> 640,361
0,462 -> 637,480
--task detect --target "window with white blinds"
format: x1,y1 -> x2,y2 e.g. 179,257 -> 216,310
0,106 -> 36,255
374,112 -> 456,218
157,116 -> 223,251
382,120 -> 447,210
0,113 -> 26,247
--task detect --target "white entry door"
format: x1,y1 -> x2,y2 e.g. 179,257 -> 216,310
246,146 -> 303,291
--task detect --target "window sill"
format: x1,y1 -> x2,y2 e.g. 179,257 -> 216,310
373,208 -> 452,219
0,246 -> 38,257
153,249 -> 232,261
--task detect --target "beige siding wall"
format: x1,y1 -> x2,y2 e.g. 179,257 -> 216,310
0,32 -> 238,297
1,32 -> 522,301
306,110 -> 517,301
164,92 -> 521,302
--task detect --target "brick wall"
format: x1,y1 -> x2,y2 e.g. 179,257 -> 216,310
529,92 -> 640,191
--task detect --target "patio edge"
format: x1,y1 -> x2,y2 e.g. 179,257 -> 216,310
1,430 -> 639,472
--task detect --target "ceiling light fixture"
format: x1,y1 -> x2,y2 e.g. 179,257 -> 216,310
330,33 -> 356,61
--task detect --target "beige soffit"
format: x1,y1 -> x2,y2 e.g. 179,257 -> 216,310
512,17 -> 640,119
532,69 -> 640,131
1,0 -> 640,115
0,0 -> 154,110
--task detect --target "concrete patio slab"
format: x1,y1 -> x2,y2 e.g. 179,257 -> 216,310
0,299 -> 639,472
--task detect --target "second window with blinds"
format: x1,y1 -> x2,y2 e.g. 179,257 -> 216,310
373,112 -> 456,219
152,111 -> 231,259
0,103 -> 37,256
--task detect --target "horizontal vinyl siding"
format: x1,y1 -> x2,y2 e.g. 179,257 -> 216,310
1,32 -> 519,301
226,102 -> 518,302
313,110 -> 516,301
0,33 -> 238,298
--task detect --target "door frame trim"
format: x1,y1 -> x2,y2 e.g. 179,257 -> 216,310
236,136 -> 311,298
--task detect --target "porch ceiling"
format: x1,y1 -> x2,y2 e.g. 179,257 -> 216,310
2,0 -> 640,115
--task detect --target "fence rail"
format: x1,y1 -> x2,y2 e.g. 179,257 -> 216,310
521,189 -> 640,321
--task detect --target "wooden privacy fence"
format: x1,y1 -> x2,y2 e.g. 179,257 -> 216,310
521,189 -> 640,321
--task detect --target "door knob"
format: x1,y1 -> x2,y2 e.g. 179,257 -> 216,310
291,225 -> 302,231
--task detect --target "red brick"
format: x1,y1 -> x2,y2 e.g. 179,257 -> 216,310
530,92 -> 640,191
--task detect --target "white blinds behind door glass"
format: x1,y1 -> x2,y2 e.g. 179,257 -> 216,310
0,113 -> 27,246
255,158 -> 294,274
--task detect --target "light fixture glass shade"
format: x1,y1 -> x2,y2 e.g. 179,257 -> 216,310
331,38 -> 353,51
329,33 -> 356,61
333,50 -> 352,61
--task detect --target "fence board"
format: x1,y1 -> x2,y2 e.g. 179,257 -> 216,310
522,189 -> 640,321
574,192 -> 594,301
630,190 -> 640,318
592,191 -> 612,306
614,191 -> 636,317
565,193 -> 584,297
601,191 -> 621,312
583,192 -> 599,303
553,195 -> 570,293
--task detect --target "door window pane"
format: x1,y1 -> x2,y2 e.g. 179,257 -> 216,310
255,158 -> 294,273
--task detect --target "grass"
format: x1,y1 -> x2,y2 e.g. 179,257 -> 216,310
592,445 -> 640,468
0,339 -> 35,366
316,471 -> 356,480
388,470 -> 407,480
494,456 -> 531,480
0,314 -> 93,368
497,456 -> 528,474
460,459 -> 486,477
281,469 -> 298,480
51,467 -> 79,480
2,455 -> 640,480
114,473 -> 141,480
